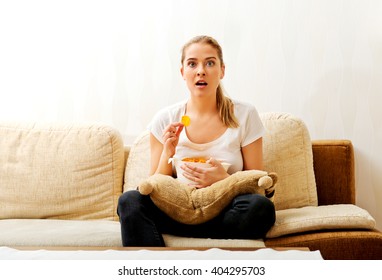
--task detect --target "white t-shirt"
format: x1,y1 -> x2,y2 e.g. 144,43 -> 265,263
148,99 -> 265,174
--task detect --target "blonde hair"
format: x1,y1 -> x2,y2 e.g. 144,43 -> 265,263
181,35 -> 239,128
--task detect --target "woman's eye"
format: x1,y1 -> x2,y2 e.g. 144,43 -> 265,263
206,61 -> 215,67
188,62 -> 196,68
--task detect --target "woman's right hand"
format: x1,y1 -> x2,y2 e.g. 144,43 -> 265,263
162,122 -> 184,158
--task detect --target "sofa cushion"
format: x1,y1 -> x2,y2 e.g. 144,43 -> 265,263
138,170 -> 277,224
0,123 -> 125,221
123,131 -> 150,191
261,113 -> 318,210
266,204 -> 376,238
0,219 -> 122,246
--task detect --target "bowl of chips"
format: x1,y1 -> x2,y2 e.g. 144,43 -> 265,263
169,157 -> 231,184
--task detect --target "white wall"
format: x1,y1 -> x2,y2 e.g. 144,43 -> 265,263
1,0 -> 381,230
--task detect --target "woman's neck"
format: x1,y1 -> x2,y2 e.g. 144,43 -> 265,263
187,95 -> 218,116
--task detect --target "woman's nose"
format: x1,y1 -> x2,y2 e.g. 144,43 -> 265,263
197,66 -> 206,76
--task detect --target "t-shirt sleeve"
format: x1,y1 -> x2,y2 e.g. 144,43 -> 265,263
241,105 -> 265,147
147,102 -> 185,144
147,108 -> 170,144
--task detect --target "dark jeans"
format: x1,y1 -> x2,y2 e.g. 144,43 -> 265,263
117,190 -> 275,247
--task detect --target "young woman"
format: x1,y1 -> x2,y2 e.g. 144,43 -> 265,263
117,35 -> 275,246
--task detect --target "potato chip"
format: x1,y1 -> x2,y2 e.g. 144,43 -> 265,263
181,115 -> 191,126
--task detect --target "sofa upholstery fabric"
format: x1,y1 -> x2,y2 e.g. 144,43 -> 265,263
265,230 -> 382,260
0,123 -> 125,221
261,113 -> 318,210
123,131 -> 150,192
311,140 -> 355,205
0,219 -> 122,246
266,204 -> 376,238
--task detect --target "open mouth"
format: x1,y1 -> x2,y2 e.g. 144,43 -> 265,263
195,81 -> 208,86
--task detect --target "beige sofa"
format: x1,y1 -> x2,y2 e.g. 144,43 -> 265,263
1,113 -> 381,259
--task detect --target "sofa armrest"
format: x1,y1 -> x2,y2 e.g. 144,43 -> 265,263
312,140 -> 355,205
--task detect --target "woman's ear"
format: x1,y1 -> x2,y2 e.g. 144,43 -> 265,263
220,64 -> 225,79
180,66 -> 185,80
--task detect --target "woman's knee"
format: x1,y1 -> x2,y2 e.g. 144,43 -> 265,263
248,194 -> 276,223
118,190 -> 140,205
226,194 -> 275,238
252,195 -> 276,237
117,190 -> 145,218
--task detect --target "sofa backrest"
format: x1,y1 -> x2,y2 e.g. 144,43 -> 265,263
261,113 -> 317,210
124,131 -> 150,191
123,112 -> 318,211
0,123 -> 125,221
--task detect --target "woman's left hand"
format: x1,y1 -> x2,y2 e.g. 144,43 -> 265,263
180,158 -> 229,188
